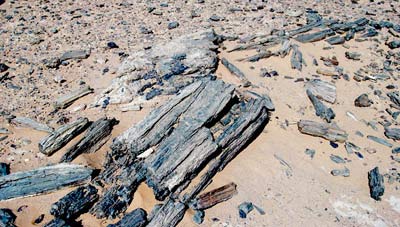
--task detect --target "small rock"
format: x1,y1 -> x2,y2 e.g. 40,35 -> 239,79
209,14 -> 222,21
345,51 -> 361,60
354,94 -> 373,107
107,42 -> 119,49
392,147 -> 400,154
387,40 -> 400,49
238,202 -> 254,218
331,167 -> 350,177
0,63 -> 9,73
193,210 -> 205,224
305,148 -> 316,159
368,167 -> 384,201
0,208 -> 16,227
33,214 -> 44,224
168,21 -> 179,29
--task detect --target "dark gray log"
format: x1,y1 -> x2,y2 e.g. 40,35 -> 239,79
50,185 -> 98,220
288,21 -> 323,37
297,120 -> 348,142
60,50 -> 90,62
107,208 -> 147,227
0,208 -> 16,227
60,117 -> 118,162
221,58 -> 250,85
294,29 -> 335,43
0,164 -> 93,201
189,182 -> 237,210
39,117 -> 90,156
239,51 -> 274,62
0,163 -> 9,176
387,91 -> 400,107
306,89 -> 335,123
146,199 -> 186,227
368,167 -> 384,201
384,127 -> 400,141
305,79 -> 337,104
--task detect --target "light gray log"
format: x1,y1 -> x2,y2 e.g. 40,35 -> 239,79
385,127 -> 400,141
305,79 -> 337,104
306,89 -> 335,123
39,117 -> 90,156
11,116 -> 54,133
146,199 -> 186,227
297,120 -> 348,142
0,163 -> 93,201
54,86 -> 94,109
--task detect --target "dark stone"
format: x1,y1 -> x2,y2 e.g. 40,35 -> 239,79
330,141 -> 339,149
238,202 -> 254,218
0,63 -> 9,73
107,42 -> 119,49
387,40 -> 400,49
392,147 -> 400,154
0,163 -> 9,176
362,28 -> 378,37
0,208 -> 16,227
193,210 -> 205,224
368,167 -> 384,201
354,94 -> 372,107
326,36 -> 345,45
168,21 -> 179,29
209,14 -> 222,21
107,208 -> 147,227
33,214 -> 45,224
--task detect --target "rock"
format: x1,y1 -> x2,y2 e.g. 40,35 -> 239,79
362,28 -> 378,37
193,210 -> 205,224
168,21 -> 179,29
0,63 -> 9,73
107,208 -> 147,227
387,40 -> 400,49
368,167 -> 384,201
238,202 -> 254,218
0,163 -> 9,176
345,51 -> 361,60
305,148 -> 316,159
354,94 -> 372,107
60,50 -> 90,62
392,147 -> 400,154
331,167 -> 350,177
384,127 -> 400,141
326,36 -> 345,45
209,14 -> 222,21
0,208 -> 16,227
367,135 -> 393,147
33,214 -> 44,224
107,42 -> 119,49
298,120 -> 348,142
330,154 -> 345,164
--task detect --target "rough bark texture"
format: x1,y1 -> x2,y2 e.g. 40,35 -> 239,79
189,182 -> 238,210
305,79 -> 337,104
297,120 -> 348,142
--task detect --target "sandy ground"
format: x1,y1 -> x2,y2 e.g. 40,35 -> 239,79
1,0 -> 400,226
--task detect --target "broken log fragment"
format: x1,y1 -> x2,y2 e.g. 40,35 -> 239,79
50,184 -> 98,220
54,86 -> 94,109
368,167 -> 384,201
291,45 -> 304,71
306,89 -> 335,123
39,117 -> 90,156
295,29 -> 335,43
221,58 -> 251,85
387,91 -> 400,107
0,163 -> 10,176
297,120 -> 348,142
0,163 -> 93,201
367,135 -> 393,148
305,79 -> 337,104
60,50 -> 90,62
107,208 -> 147,227
238,51 -> 274,62
384,127 -> 400,141
146,199 -> 186,227
0,208 -> 16,227
10,116 -> 54,133
189,182 -> 237,210
60,117 -> 118,162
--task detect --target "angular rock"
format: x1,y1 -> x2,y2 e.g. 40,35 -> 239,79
298,120 -> 348,142
238,202 -> 254,218
387,40 -> 400,49
39,118 -> 90,156
368,167 -> 384,201
345,51 -> 361,60
0,63 -> 9,73
193,210 -> 205,224
307,89 -> 335,122
60,50 -> 90,62
326,36 -> 345,45
0,164 -> 93,201
354,94 -> 373,107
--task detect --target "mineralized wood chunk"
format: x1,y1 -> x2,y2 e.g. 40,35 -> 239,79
146,199 -> 186,227
60,117 -> 118,162
189,182 -> 237,210
107,208 -> 147,227
297,120 -> 348,142
384,127 -> 400,141
0,163 -> 93,201
11,116 -> 54,133
50,184 -> 98,220
39,117 -> 90,156
306,89 -> 335,123
305,79 -> 337,104
54,86 -> 94,109
294,29 -> 335,43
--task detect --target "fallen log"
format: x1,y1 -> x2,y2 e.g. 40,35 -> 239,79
39,117 -> 90,156
60,117 -> 118,162
107,208 -> 147,227
294,29 -> 335,43
189,182 -> 237,210
306,89 -> 335,123
10,116 -> 54,133
54,86 -> 94,109
0,163 -> 93,201
305,79 -> 337,104
297,120 -> 348,142
221,58 -> 251,85
50,184 -> 98,220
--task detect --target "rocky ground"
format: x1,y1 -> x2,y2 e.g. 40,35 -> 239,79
1,0 -> 400,226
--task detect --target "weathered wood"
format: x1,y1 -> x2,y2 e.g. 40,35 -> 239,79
60,50 -> 90,62
10,116 -> 54,133
367,135 -> 393,147
387,91 -> 400,107
306,89 -> 335,123
368,167 -> 384,201
39,117 -> 90,156
297,120 -> 348,142
50,184 -> 98,220
0,163 -> 93,201
305,79 -> 337,104
227,36 -> 281,52
0,208 -> 16,227
107,208 -> 147,227
54,86 -> 94,109
291,45 -> 304,71
384,127 -> 400,141
189,182 -> 237,210
221,58 -> 250,85
238,51 -> 274,62
288,20 -> 323,37
294,29 -> 335,43
146,199 -> 186,227
60,117 -> 118,162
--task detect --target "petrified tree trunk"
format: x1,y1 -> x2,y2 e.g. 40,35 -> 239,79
297,120 -> 348,142
107,208 -> 147,227
60,117 -> 118,162
39,117 -> 90,156
54,86 -> 93,109
189,182 -> 237,210
146,199 -> 186,227
0,163 -> 93,201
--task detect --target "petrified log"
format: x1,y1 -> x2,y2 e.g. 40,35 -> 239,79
306,89 -> 335,122
189,182 -> 237,210
305,79 -> 336,104
60,50 -> 90,62
39,117 -> 90,156
367,135 -> 393,147
221,58 -> 250,85
54,86 -> 94,109
291,45 -> 304,71
60,117 -> 118,162
10,116 -> 54,133
238,51 -> 274,62
0,163 -> 93,201
146,199 -> 186,227
384,127 -> 400,141
294,29 -> 335,43
227,36 -> 281,52
50,184 -> 98,220
297,120 -> 348,142
107,208 -> 147,227
368,167 -> 384,201
387,91 -> 400,107
0,208 -> 16,227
